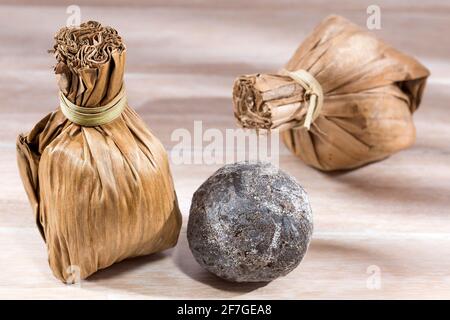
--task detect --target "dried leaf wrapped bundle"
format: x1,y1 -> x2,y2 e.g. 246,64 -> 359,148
233,15 -> 430,171
16,21 -> 182,282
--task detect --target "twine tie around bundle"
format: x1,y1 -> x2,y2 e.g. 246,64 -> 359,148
281,69 -> 323,130
59,86 -> 127,126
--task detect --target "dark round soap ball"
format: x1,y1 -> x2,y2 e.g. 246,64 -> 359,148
187,161 -> 313,282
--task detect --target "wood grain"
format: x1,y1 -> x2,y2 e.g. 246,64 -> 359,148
0,0 -> 449,299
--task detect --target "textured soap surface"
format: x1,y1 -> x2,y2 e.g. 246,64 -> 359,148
187,162 -> 313,282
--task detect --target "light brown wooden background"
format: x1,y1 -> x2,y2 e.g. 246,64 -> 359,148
1,0 -> 449,299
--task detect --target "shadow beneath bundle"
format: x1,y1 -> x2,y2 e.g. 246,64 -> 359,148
317,156 -> 450,211
88,252 -> 168,281
173,232 -> 268,294
85,231 -> 266,298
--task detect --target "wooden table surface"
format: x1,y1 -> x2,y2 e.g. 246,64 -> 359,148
1,0 -> 450,299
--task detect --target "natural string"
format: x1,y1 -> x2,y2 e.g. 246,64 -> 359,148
59,86 -> 127,126
280,69 -> 323,130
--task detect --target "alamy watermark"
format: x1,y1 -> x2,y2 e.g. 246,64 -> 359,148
66,5 -> 81,27
65,264 -> 82,287
366,5 -> 381,30
170,121 -> 280,166
366,264 -> 382,290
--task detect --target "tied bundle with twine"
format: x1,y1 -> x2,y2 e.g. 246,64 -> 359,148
233,15 -> 430,171
16,21 -> 182,282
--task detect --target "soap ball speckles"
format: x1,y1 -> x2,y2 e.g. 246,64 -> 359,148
187,161 -> 313,282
